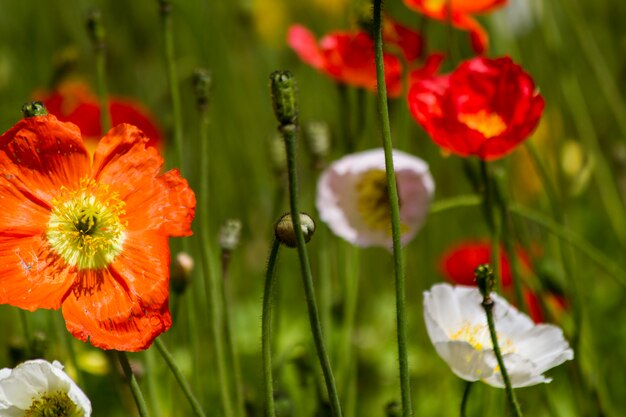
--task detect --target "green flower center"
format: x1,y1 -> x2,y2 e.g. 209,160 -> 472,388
355,169 -> 407,234
24,390 -> 83,417
46,178 -> 126,270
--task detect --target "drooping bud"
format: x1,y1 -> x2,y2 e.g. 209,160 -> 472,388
270,70 -> 298,126
475,263 -> 494,299
304,121 -> 331,170
220,219 -> 242,253
192,68 -> 212,112
21,101 -> 48,118
170,252 -> 194,295
275,212 -> 316,248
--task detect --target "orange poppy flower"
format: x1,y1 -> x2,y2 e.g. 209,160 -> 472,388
287,20 -> 441,97
404,0 -> 506,53
36,80 -> 163,152
0,114 -> 195,351
408,56 -> 544,160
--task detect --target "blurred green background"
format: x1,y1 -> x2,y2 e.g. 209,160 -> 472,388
0,0 -> 625,416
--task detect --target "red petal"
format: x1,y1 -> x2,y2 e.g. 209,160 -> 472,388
287,25 -> 326,70
0,115 -> 91,207
62,262 -> 171,351
0,235 -> 75,310
110,101 -> 163,150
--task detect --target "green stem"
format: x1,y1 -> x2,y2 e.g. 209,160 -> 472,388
262,238 -> 282,417
18,309 -> 32,357
479,162 -> 502,294
481,298 -> 523,417
154,338 -> 207,417
430,195 -> 482,214
54,313 -> 84,388
282,124 -> 343,417
372,1 -> 413,416
158,0 -> 184,166
95,47 -> 110,134
117,351 -> 152,417
460,381 -> 473,417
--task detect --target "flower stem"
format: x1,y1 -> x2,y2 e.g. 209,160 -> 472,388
158,0 -> 184,166
86,10 -> 110,134
262,238 -> 282,417
479,160 -> 502,292
18,309 -> 32,357
481,295 -> 523,417
117,351 -> 151,417
373,1 -> 413,416
460,381 -> 473,417
154,338 -> 207,417
282,123 -> 343,417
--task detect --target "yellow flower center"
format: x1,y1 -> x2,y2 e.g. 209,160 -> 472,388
46,178 -> 126,270
24,390 -> 82,417
450,321 -> 515,354
458,110 -> 507,138
355,169 -> 407,234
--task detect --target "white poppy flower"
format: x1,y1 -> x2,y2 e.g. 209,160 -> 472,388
0,359 -> 91,416
316,148 -> 434,247
423,283 -> 573,388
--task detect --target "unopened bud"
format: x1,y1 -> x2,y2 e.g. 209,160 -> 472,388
21,101 -> 47,118
220,219 -> 242,252
192,68 -> 212,112
275,212 -> 315,248
304,121 -> 331,169
384,401 -> 402,417
270,70 -> 298,126
86,9 -> 105,48
475,264 -> 494,299
171,252 -> 194,295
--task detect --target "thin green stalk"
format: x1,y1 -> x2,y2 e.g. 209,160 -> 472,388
481,298 -> 523,417
460,381 -> 473,417
154,338 -> 207,417
373,1 -> 413,415
53,313 -> 84,388
117,351 -> 151,417
18,309 -> 32,357
86,10 -> 110,134
262,238 -> 282,417
282,124 -> 343,417
158,0 -> 184,166
144,345 -> 162,417
509,205 -> 626,287
339,244 -> 359,415
479,162 -> 502,293
430,195 -> 482,214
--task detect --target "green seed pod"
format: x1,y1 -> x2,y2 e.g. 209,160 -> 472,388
21,101 -> 48,118
270,70 -> 298,126
275,212 -> 315,248
474,263 -> 494,299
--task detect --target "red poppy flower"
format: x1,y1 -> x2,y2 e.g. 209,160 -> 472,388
408,56 -> 544,160
287,20 -> 441,97
524,290 -> 567,324
0,114 -> 195,351
36,80 -> 163,151
404,0 -> 506,54
439,240 -> 527,287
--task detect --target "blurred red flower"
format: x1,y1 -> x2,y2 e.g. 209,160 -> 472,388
439,240 -> 529,288
36,80 -> 163,151
287,20 -> 441,97
0,114 -> 194,351
407,56 -> 544,160
403,0 -> 506,54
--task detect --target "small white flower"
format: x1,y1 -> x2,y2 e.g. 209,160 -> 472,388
316,148 -> 434,247
423,283 -> 574,388
0,359 -> 91,416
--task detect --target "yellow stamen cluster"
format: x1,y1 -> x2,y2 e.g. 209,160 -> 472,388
458,110 -> 507,138
355,169 -> 407,234
450,320 -> 515,354
46,178 -> 126,270
24,390 -> 82,417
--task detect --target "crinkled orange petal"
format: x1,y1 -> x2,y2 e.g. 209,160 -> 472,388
452,13 -> 489,55
0,176 -> 49,236
0,115 -> 90,207
405,0 -> 506,17
90,124 -> 163,199
0,235 -> 76,310
110,101 -> 163,150
62,265 -> 171,351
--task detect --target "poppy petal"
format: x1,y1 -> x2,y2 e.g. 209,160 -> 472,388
0,115 -> 90,206
0,235 -> 75,310
287,25 -> 326,70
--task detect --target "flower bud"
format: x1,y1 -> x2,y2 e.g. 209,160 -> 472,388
275,212 -> 315,248
86,9 -> 105,49
220,219 -> 242,252
270,70 -> 298,126
384,401 -> 402,417
474,263 -> 494,299
170,252 -> 194,295
192,68 -> 212,112
21,101 -> 47,118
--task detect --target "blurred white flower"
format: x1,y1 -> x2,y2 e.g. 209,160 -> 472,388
316,148 -> 434,248
423,283 -> 573,388
0,359 -> 91,416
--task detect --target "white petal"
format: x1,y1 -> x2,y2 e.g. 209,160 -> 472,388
433,341 -> 495,382
482,352 -> 550,388
515,324 -> 574,373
